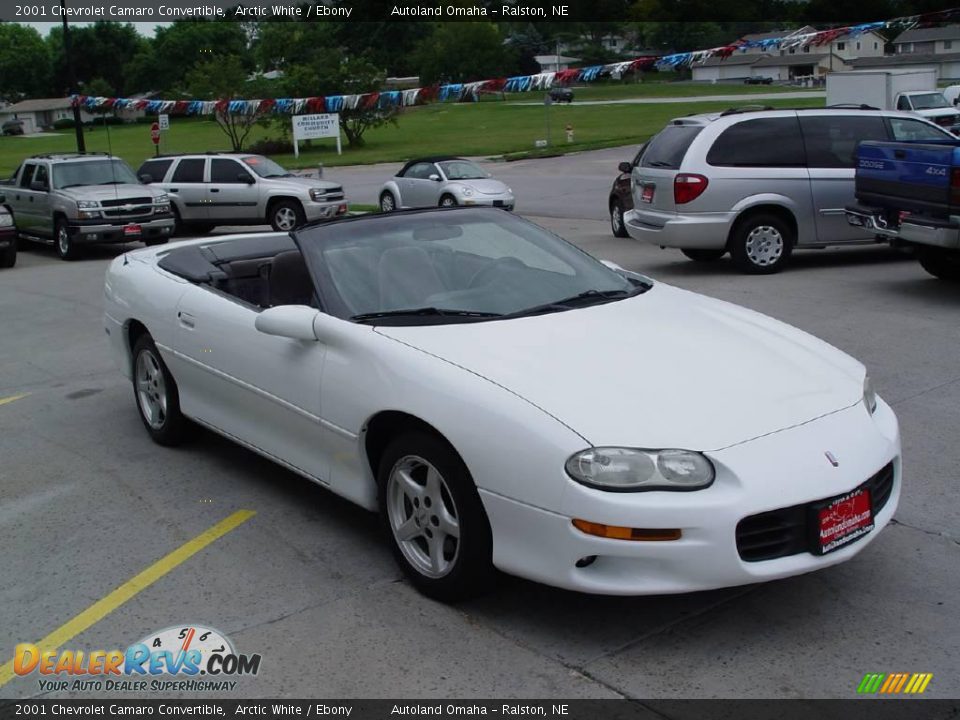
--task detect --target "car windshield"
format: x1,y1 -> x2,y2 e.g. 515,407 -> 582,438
52,160 -> 139,189
241,155 -> 293,178
438,160 -> 489,180
909,92 -> 950,109
295,209 -> 649,325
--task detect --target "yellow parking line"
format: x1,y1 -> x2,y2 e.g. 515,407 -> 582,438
0,392 -> 30,407
0,509 -> 256,687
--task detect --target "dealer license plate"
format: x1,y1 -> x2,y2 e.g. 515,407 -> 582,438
812,488 -> 873,555
123,224 -> 142,237
640,184 -> 655,203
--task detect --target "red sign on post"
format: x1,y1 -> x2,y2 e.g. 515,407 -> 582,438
150,122 -> 161,145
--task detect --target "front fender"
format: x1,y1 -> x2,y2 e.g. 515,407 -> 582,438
380,181 -> 402,205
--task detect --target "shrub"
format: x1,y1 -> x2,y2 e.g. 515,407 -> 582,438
247,137 -> 294,155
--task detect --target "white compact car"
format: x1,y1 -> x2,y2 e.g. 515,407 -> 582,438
378,157 -> 514,212
104,207 -> 900,601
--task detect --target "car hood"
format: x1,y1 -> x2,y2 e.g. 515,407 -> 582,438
267,176 -> 341,191
60,184 -> 164,201
453,179 -> 510,195
376,284 -> 865,450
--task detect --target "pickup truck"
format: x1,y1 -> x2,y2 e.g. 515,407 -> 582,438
3,153 -> 175,260
846,139 -> 960,281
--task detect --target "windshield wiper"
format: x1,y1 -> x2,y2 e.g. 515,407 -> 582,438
645,161 -> 675,168
352,307 -> 502,323
504,289 -> 638,319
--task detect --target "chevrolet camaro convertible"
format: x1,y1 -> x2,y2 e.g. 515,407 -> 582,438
104,208 -> 900,601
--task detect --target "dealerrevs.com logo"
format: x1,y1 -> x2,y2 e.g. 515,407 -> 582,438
14,625 -> 261,693
857,672 -> 934,695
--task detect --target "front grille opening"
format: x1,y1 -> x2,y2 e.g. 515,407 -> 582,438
735,462 -> 895,563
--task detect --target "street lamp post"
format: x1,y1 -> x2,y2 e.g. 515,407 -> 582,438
61,0 -> 86,152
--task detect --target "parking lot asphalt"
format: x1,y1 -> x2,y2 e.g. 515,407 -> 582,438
1,157 -> 958,700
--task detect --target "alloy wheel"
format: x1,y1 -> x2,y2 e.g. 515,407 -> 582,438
386,455 -> 461,578
136,349 -> 168,430
274,206 -> 298,231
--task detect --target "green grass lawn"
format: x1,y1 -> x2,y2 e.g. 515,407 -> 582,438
0,95 -> 824,176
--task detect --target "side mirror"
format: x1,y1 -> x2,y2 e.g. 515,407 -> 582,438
429,174 -> 441,182
139,173 -> 153,184
618,162 -> 632,173
239,173 -> 255,184
30,180 -> 47,191
255,305 -> 319,341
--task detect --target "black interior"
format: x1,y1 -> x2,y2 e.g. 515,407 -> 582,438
156,231 -> 579,319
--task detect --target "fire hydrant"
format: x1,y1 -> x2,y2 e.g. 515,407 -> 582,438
566,124 -> 574,143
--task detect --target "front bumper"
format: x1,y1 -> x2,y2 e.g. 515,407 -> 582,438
462,194 -> 515,211
304,200 -> 349,223
480,399 -> 900,595
624,208 -> 733,249
69,216 -> 176,245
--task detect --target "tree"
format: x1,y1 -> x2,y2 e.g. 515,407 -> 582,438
47,22 -> 144,96
186,55 -> 268,151
414,23 -> 515,85
0,24 -> 52,100
281,54 -> 399,148
152,20 -> 252,94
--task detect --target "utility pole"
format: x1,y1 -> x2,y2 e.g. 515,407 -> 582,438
61,0 -> 86,152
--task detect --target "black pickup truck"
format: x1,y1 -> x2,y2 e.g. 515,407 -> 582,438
846,139 -> 960,281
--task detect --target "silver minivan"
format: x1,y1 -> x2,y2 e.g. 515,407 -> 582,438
623,107 -> 954,273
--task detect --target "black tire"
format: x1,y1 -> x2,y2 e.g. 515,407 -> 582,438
54,217 -> 78,261
379,191 -> 397,213
610,198 -> 629,238
188,223 -> 215,235
378,431 -> 494,602
170,205 -> 185,236
729,213 -> 794,274
917,247 -> 960,282
0,240 -> 16,268
268,199 -> 306,232
682,248 -> 726,262
439,194 -> 457,208
131,334 -> 187,446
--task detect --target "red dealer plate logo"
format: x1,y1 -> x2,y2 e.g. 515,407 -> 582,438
814,488 -> 873,555
124,224 -> 142,237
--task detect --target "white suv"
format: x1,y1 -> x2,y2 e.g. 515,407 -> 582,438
623,107 -> 953,273
138,153 -> 347,234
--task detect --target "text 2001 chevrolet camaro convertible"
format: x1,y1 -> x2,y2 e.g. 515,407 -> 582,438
104,208 -> 900,601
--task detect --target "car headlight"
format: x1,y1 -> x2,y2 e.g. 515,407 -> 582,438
0,212 -> 13,228
565,447 -> 715,491
154,194 -> 171,214
76,200 -> 99,210
460,186 -> 473,197
864,376 -> 878,415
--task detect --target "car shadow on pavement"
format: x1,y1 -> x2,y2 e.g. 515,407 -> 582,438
637,245 -> 912,278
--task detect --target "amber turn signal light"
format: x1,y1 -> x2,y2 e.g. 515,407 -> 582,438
572,519 -> 682,542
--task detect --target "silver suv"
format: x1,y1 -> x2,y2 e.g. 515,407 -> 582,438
623,107 -> 955,273
138,153 -> 347,234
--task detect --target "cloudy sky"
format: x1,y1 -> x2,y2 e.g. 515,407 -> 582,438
20,21 -> 170,36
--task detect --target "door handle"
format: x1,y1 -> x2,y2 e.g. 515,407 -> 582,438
210,188 -> 220,193
177,311 -> 196,329
894,150 -> 906,159
169,188 -> 179,193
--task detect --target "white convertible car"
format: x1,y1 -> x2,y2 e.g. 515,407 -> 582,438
104,208 -> 900,601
